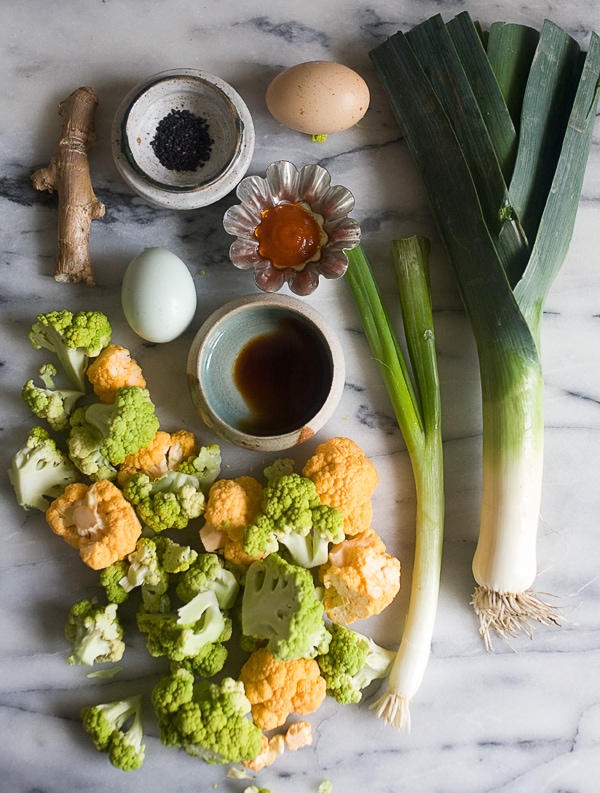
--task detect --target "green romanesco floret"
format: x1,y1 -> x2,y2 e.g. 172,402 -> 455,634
28,310 -> 112,391
81,694 -> 145,771
257,472 -> 321,534
152,671 -> 262,765
263,457 -> 295,480
137,588 -> 231,666
170,641 -> 231,679
174,443 -> 222,491
175,552 -> 240,609
123,470 -> 206,532
158,535 -> 199,574
64,599 -> 125,666
101,536 -> 199,609
22,363 -> 84,431
118,535 -> 170,607
8,425 -> 80,511
151,666 -> 194,716
68,386 -> 159,479
100,559 -> 131,604
241,553 -> 331,662
316,622 -> 396,704
278,501 -> 345,568
243,473 -> 345,567
64,423 -> 117,481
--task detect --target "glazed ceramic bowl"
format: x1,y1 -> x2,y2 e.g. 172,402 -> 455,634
112,69 -> 255,209
186,294 -> 345,452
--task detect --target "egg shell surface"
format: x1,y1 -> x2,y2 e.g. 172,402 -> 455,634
121,247 -> 197,343
265,61 -> 370,136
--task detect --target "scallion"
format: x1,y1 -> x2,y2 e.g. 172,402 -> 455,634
346,237 -> 444,730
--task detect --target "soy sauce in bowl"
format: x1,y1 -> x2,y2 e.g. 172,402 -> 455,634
233,315 -> 332,436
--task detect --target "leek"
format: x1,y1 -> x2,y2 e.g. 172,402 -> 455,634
370,15 -> 600,649
346,237 -> 444,730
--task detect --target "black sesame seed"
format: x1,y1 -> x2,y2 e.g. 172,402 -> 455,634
150,108 -> 213,172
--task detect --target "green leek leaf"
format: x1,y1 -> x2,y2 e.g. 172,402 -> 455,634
515,30 -> 600,332
404,14 -> 529,286
486,22 -> 539,128
370,27 -> 536,363
508,20 -> 583,246
447,11 -> 518,180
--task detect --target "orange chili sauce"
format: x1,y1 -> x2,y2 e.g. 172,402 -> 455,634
254,202 -> 324,270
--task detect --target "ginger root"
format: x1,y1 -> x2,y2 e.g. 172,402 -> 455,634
31,86 -> 105,286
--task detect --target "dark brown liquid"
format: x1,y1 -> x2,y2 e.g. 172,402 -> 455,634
233,316 -> 332,436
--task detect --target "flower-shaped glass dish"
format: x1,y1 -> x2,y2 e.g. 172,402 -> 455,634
222,160 -> 361,295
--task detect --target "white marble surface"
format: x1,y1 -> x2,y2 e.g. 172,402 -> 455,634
1,1 -> 600,791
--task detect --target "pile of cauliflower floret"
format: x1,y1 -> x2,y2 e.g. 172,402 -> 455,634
9,310 -> 401,776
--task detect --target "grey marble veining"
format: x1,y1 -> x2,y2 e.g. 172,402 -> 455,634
1,1 -> 600,791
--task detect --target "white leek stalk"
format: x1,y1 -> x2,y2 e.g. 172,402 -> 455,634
470,338 -> 559,649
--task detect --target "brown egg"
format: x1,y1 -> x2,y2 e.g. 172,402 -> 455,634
265,61 -> 370,138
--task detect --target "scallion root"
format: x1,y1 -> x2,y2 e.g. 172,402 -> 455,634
370,692 -> 411,732
471,586 -> 562,652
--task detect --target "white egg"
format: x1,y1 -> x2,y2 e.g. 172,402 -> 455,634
121,247 -> 197,343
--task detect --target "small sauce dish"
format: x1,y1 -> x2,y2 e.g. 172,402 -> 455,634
112,69 -> 255,209
186,294 -> 345,451
223,160 -> 361,295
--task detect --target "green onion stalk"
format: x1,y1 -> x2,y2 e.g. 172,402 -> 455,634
346,237 -> 444,730
369,14 -> 600,649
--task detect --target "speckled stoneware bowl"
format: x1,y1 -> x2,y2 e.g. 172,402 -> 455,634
186,294 -> 345,452
112,68 -> 255,209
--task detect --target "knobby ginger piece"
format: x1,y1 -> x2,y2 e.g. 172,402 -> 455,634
31,86 -> 105,285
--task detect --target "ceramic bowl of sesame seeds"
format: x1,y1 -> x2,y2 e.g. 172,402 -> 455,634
112,69 -> 255,209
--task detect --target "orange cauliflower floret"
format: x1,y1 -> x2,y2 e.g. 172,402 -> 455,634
302,436 -> 379,536
46,480 -> 142,570
86,344 -> 146,403
319,528 -> 401,625
238,646 -> 326,731
117,429 -> 197,487
200,476 -> 263,565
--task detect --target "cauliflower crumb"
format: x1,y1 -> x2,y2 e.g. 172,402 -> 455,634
242,734 -> 279,772
284,720 -> 313,751
242,722 -> 312,771
269,733 -> 287,755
